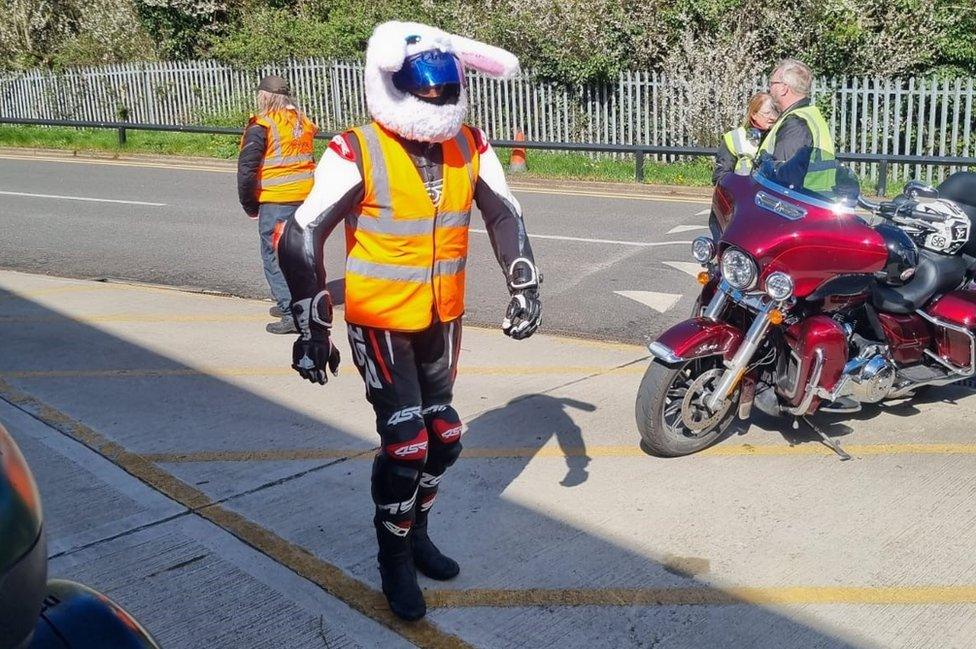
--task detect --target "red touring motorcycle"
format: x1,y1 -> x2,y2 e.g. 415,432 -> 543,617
636,151 -> 976,459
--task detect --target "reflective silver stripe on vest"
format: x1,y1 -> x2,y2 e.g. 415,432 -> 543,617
346,258 -> 432,283
434,257 -> 467,276
347,214 -> 434,236
807,159 -> 838,172
453,128 -> 475,185
264,154 -> 315,168
260,170 -> 314,187
347,210 -> 469,234
361,125 -> 394,220
438,211 -> 470,228
265,117 -> 283,160
730,128 -> 756,157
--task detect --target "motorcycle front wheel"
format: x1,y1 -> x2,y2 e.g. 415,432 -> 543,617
635,357 -> 740,457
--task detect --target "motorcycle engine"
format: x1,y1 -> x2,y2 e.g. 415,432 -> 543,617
849,355 -> 897,403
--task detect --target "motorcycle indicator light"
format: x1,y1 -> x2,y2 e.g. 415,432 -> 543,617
691,237 -> 716,263
765,271 -> 795,301
697,271 -> 710,286
768,308 -> 785,326
720,248 -> 757,290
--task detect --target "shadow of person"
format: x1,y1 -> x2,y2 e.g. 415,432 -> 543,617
463,394 -> 596,488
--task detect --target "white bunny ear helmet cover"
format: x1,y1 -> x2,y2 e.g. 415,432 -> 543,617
364,21 -> 520,143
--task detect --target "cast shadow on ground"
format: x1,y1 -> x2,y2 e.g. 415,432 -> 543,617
464,394 -> 596,488
727,381 -> 976,450
0,285 -> 862,648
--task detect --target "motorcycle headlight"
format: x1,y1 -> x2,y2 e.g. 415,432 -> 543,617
720,248 -> 757,290
764,271 -> 794,301
691,237 -> 716,263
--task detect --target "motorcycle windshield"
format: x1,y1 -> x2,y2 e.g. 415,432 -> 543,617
754,147 -> 860,209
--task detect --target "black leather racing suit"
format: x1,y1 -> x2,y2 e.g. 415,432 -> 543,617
276,125 -> 537,556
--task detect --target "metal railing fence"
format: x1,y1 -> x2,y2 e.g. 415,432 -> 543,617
2,59 -> 975,183
2,116 -> 974,196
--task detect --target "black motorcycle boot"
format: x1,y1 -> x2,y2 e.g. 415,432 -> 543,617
411,512 -> 460,581
375,520 -> 426,621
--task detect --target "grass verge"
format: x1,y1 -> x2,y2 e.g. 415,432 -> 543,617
0,124 -> 712,187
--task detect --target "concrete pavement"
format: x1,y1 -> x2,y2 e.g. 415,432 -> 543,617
4,269 -> 976,647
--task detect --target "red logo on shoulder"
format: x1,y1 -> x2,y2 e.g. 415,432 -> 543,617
328,134 -> 355,161
471,128 -> 489,154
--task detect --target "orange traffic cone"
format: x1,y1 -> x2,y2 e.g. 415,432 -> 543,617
509,130 -> 527,173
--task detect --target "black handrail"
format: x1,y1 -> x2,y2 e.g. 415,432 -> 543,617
2,116 -> 974,194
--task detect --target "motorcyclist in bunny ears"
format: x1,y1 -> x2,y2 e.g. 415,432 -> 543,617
276,21 -> 541,620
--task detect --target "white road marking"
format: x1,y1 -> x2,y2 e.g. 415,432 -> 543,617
663,261 -> 704,278
667,224 -> 709,234
695,208 -> 711,216
0,190 -> 165,207
615,290 -> 683,313
470,229 -> 691,248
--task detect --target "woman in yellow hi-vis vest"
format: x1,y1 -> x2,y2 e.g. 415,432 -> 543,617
237,75 -> 317,334
713,92 -> 778,184
276,23 -> 540,621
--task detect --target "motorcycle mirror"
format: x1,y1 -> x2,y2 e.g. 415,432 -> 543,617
904,180 -> 938,199
857,195 -> 881,212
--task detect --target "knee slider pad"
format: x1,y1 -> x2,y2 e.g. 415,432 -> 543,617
423,406 -> 463,445
372,453 -> 422,505
380,418 -> 428,463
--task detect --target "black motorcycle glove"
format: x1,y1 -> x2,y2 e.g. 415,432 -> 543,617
502,258 -> 542,340
290,291 -> 341,385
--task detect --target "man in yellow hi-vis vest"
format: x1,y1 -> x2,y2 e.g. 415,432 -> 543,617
276,22 -> 540,621
237,75 -> 317,334
761,59 -> 837,194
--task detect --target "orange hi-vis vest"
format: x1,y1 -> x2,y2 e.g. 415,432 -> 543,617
344,122 -> 480,331
244,109 -> 317,203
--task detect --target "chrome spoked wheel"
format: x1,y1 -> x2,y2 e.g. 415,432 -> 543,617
637,357 -> 740,457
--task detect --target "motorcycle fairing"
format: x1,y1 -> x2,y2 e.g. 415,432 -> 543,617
778,315 -> 848,409
649,318 -> 744,368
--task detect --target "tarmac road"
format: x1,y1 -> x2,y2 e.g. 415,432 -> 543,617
0,149 -> 711,344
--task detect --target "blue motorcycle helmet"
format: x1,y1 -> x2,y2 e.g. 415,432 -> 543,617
392,46 -> 464,105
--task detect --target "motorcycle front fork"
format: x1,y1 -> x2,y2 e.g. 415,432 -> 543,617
703,290 -> 777,412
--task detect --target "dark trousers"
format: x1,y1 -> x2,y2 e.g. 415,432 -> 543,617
347,318 -> 464,551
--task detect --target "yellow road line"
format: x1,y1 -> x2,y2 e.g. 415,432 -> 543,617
0,152 -> 233,174
141,442 -> 976,464
0,377 -> 470,649
0,364 -> 645,379
426,585 -> 976,608
0,284 -> 112,301
145,449 -> 369,463
0,313 -> 269,324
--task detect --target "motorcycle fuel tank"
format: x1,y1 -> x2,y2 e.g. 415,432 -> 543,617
719,173 -> 888,298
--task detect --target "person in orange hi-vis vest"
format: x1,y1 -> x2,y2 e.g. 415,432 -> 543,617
237,75 -> 317,334
276,22 -> 541,621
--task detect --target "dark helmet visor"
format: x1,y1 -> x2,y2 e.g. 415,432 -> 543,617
392,49 -> 464,95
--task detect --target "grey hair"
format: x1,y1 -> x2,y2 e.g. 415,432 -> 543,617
773,59 -> 813,97
256,89 -> 303,117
